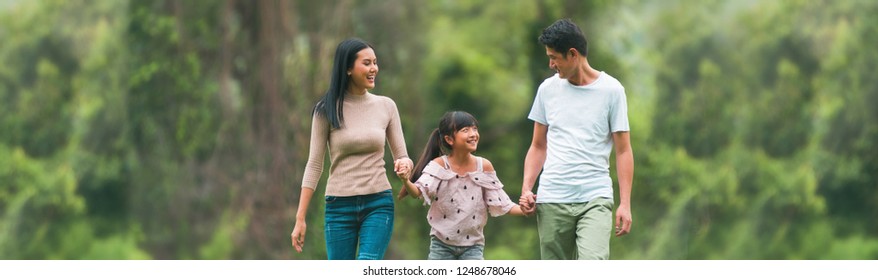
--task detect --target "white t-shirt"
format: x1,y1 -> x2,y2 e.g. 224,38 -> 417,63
528,72 -> 629,203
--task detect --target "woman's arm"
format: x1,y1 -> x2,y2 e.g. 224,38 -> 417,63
292,113 -> 329,252
385,98 -> 413,178
291,187 -> 315,252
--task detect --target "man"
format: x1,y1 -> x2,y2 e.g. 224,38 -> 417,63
520,18 -> 634,260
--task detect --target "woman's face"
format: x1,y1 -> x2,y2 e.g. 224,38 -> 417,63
347,48 -> 378,94
445,126 -> 480,153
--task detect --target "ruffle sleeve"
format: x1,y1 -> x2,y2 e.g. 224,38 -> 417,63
473,172 -> 516,217
415,161 -> 455,206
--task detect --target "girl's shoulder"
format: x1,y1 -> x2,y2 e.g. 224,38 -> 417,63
478,156 -> 495,172
470,156 -> 503,188
422,158 -> 455,180
431,156 -> 445,166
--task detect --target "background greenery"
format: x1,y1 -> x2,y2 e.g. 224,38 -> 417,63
1,0 -> 876,260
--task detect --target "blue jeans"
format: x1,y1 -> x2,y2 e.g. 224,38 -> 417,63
324,189 -> 394,260
427,236 -> 484,260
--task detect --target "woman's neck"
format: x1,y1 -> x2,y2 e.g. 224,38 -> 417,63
347,84 -> 367,96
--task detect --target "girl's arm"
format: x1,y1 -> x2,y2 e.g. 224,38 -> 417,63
402,179 -> 423,199
481,158 -> 530,217
397,164 -> 423,200
506,204 -> 529,216
400,157 -> 445,200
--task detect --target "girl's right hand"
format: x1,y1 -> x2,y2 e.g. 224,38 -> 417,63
291,222 -> 306,253
395,165 -> 411,200
397,186 -> 409,200
394,158 -> 413,180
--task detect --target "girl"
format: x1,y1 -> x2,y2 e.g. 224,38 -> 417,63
291,38 -> 413,260
398,111 -> 531,260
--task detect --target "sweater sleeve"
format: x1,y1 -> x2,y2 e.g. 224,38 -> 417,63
301,112 -> 330,190
384,98 -> 411,163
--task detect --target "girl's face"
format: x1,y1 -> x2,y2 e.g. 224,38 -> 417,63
445,125 -> 479,153
347,48 -> 378,94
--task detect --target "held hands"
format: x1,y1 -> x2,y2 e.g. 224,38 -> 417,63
394,158 -> 413,200
519,191 -> 536,216
394,158 -> 413,181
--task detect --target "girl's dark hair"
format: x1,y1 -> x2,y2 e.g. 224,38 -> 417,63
410,111 -> 479,182
314,38 -> 374,129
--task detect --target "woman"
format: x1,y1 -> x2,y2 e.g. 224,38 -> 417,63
291,38 -> 413,260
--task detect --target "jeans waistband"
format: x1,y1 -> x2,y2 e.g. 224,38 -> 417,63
325,189 -> 392,201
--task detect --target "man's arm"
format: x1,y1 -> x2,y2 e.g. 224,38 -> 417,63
521,122 -> 549,211
612,131 -> 634,237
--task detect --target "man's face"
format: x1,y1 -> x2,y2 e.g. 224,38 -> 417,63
545,46 -> 574,79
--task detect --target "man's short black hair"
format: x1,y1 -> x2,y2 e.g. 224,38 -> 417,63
539,18 -> 588,58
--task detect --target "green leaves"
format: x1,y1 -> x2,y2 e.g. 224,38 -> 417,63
2,0 -> 876,260
607,0 -> 878,259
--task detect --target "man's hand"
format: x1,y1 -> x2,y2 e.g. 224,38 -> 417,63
614,204 -> 632,237
519,191 -> 536,216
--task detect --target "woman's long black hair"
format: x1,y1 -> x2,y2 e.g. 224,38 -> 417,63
314,38 -> 373,129
410,111 -> 479,182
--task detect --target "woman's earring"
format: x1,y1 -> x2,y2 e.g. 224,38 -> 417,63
347,72 -> 351,75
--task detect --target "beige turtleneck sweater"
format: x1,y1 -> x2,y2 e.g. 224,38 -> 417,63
301,92 -> 411,196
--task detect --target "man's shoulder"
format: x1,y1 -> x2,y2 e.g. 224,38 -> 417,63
537,73 -> 562,90
598,71 -> 625,90
541,73 -> 561,85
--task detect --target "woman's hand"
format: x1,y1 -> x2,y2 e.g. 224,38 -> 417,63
394,158 -> 413,180
291,221 -> 306,253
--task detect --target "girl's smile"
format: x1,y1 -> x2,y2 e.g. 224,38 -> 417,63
449,126 -> 479,152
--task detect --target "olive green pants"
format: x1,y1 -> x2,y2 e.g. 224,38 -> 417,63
536,197 -> 614,260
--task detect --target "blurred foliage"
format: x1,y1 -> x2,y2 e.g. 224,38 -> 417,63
0,0 -> 876,260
